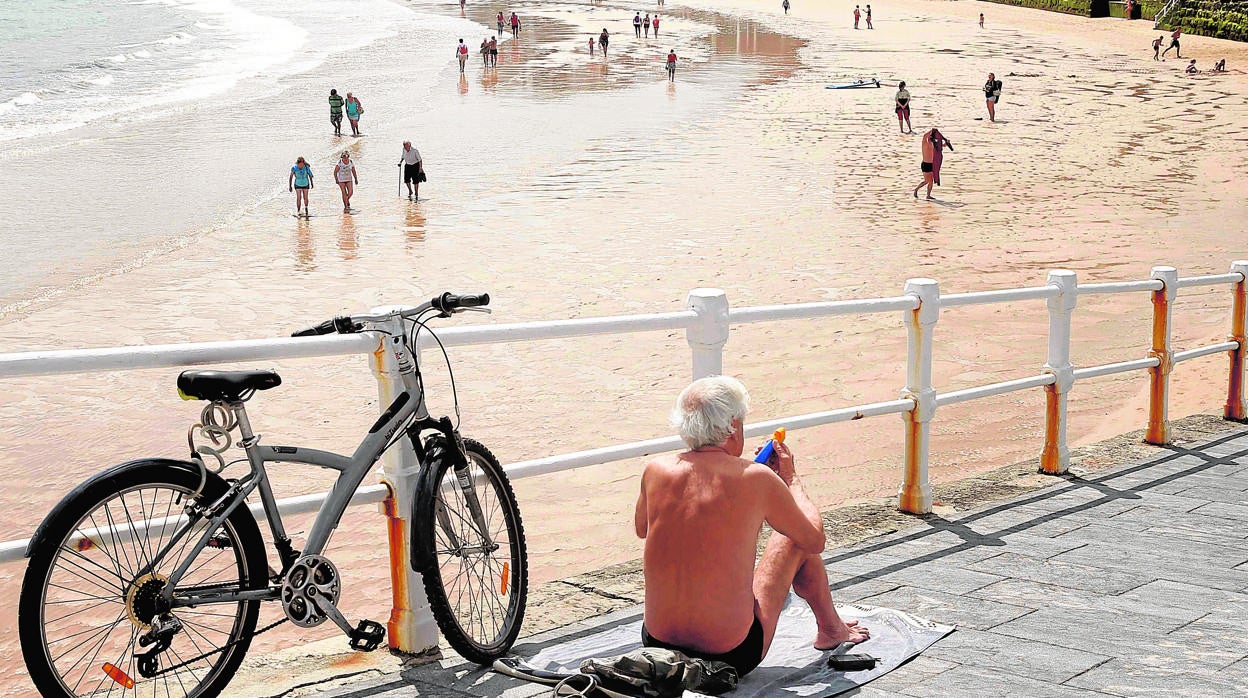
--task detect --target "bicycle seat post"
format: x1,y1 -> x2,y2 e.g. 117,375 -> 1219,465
228,401 -> 259,447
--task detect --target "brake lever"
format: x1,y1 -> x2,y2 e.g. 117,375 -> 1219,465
460,307 -> 493,314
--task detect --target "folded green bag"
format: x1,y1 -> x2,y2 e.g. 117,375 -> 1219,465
580,647 -> 738,697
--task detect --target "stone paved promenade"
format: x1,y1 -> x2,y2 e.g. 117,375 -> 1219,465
268,422 -> 1248,697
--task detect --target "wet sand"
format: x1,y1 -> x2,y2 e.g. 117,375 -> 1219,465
3,0 -> 1248,693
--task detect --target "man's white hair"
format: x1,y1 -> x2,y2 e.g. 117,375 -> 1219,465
670,376 -> 750,449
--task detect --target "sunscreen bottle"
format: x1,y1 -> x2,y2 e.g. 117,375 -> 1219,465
753,428 -> 787,465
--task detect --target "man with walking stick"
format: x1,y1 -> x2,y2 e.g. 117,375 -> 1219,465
399,140 -> 425,201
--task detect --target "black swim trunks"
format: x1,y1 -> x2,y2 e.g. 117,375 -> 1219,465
641,615 -> 765,676
921,161 -> 933,173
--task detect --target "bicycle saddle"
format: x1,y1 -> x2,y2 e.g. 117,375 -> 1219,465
177,369 -> 282,402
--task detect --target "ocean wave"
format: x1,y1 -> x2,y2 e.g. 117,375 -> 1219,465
153,32 -> 196,46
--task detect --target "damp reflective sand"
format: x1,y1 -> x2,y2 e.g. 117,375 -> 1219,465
3,0 -> 1248,692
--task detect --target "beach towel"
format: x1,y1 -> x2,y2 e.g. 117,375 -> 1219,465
497,597 -> 954,697
930,130 -> 947,186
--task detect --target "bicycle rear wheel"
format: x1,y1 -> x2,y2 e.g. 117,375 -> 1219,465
417,438 -> 527,663
19,460 -> 266,698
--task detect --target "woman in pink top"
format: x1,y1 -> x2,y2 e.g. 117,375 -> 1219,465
652,15 -> 660,36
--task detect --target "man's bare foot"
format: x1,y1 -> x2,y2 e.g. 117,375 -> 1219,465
814,621 -> 870,650
926,195 -> 934,200
913,189 -> 919,198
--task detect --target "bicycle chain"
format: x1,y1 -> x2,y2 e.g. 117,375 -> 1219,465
144,616 -> 288,678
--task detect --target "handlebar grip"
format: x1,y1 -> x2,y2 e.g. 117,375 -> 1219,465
292,319 -> 336,337
291,316 -> 357,337
431,292 -> 491,314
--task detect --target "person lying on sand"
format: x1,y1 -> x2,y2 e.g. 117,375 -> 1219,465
635,377 -> 869,678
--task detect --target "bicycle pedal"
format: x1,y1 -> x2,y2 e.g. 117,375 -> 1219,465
348,619 -> 386,652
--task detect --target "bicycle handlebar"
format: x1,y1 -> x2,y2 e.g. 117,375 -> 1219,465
291,292 -> 490,337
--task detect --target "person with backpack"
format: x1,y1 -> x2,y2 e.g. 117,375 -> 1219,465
983,72 -> 1002,122
288,156 -> 313,217
634,13 -> 643,37
644,13 -> 652,37
456,39 -> 469,72
510,12 -> 521,35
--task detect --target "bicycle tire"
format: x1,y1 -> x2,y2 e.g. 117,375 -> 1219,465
19,459 -> 267,698
416,438 -> 527,664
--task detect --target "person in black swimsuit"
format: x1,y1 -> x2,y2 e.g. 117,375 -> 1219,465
636,377 -> 869,678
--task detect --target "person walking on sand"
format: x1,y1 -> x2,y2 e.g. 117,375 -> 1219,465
459,0 -> 466,11
979,12 -> 984,27
327,88 -> 344,136
983,72 -> 1002,122
1162,27 -> 1181,59
866,4 -> 873,28
289,156 -> 313,217
782,0 -> 790,13
666,49 -> 677,81
853,5 -> 860,28
645,13 -> 652,37
1152,35 -> 1163,60
489,35 -> 498,66
335,151 -> 359,212
480,37 -> 490,66
894,81 -> 912,133
913,127 -> 952,200
399,140 -> 425,201
589,35 -> 596,54
497,11 -> 505,35
599,28 -> 610,55
634,13 -> 643,37
510,12 -> 521,35
456,39 -> 469,72
344,92 -> 363,136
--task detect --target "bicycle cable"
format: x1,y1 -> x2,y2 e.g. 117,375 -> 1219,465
406,312 -> 463,430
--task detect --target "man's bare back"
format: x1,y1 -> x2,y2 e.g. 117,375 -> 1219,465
636,450 -> 790,651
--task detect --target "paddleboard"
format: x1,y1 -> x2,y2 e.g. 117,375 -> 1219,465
827,79 -> 881,89
492,657 -> 639,698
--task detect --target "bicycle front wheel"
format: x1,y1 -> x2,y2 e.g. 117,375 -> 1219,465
19,460 -> 266,698
417,438 -> 527,663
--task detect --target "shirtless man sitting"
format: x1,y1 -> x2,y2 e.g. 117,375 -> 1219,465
635,376 -> 869,677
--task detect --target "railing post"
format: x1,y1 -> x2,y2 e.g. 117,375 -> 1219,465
1147,267 -> 1178,445
366,307 -> 439,655
1227,260 -> 1248,421
899,278 -> 939,515
1040,270 -> 1077,474
686,288 -> 729,380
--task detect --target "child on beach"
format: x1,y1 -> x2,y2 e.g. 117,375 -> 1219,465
1186,59 -> 1200,74
289,156 -> 313,217
344,92 -> 363,136
335,151 -> 358,212
589,36 -> 595,54
979,12 -> 984,27
1152,35 -> 1163,60
1214,58 -> 1227,72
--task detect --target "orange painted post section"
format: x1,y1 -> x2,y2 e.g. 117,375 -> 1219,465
1146,267 -> 1177,445
899,278 -> 939,514
1040,270 -> 1077,474
1226,261 -> 1248,421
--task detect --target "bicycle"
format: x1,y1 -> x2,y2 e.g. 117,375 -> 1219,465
18,292 -> 528,698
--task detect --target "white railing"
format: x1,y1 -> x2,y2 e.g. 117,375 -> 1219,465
1154,0 -> 1181,27
1,261 -> 1246,653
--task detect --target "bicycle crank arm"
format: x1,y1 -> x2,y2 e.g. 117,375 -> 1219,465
306,590 -> 387,652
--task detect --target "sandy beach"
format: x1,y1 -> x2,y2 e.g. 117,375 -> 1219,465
2,0 -> 1247,694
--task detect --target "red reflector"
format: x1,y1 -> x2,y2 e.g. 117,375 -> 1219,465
102,662 -> 135,689
500,561 -> 510,595
76,538 -> 95,552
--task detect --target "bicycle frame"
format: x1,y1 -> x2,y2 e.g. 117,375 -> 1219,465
158,328 -> 438,610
